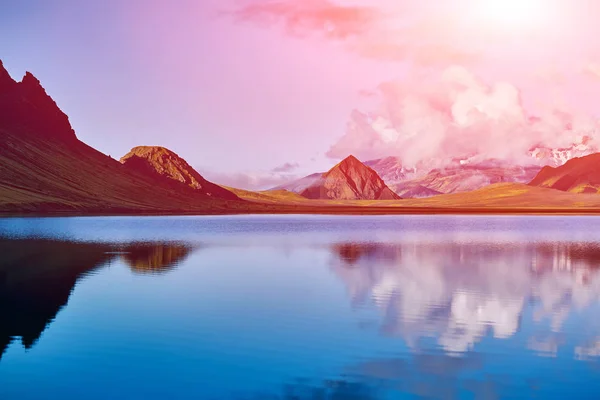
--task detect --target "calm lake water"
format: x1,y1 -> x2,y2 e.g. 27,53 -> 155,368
1,215 -> 600,399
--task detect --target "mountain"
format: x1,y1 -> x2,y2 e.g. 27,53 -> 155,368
396,161 -> 541,195
290,155 -> 400,200
0,60 -> 76,143
0,60 -> 241,213
530,141 -> 596,167
365,156 -> 541,198
120,146 -> 238,200
529,153 -> 600,193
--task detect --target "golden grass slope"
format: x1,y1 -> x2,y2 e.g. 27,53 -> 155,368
388,183 -> 600,208
228,182 -> 600,211
224,187 -> 311,204
0,130 -> 246,213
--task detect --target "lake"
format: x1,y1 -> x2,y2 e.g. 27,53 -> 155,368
1,215 -> 600,399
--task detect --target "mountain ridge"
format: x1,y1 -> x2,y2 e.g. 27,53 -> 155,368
0,60 -> 242,213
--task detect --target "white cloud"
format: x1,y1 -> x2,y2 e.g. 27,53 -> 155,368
327,66 -> 600,168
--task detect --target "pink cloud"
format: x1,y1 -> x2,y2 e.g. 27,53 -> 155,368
271,162 -> 299,172
229,0 -> 380,39
229,1 -> 479,67
327,66 -> 600,168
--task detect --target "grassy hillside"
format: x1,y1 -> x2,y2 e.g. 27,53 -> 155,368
0,130 -> 247,213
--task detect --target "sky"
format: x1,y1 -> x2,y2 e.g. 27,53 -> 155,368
2,0 -> 600,189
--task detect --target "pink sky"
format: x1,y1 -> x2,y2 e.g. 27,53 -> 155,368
3,0 -> 600,189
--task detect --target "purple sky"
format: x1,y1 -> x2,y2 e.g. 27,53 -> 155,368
3,0 -> 600,189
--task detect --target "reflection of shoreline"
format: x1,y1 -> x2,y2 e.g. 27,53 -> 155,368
330,241 -> 600,354
0,239 -> 194,360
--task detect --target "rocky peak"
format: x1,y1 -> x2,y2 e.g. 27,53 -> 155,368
326,155 -> 381,181
20,71 -> 42,89
0,62 -> 77,143
335,155 -> 362,168
120,146 -> 239,200
0,60 -> 16,90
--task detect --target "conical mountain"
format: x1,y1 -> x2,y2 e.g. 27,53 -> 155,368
299,155 -> 401,200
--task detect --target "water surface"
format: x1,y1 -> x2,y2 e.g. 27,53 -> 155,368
1,215 -> 600,399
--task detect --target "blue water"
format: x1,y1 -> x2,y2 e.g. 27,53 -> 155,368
1,215 -> 600,399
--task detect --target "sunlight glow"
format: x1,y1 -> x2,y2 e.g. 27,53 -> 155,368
477,0 -> 545,27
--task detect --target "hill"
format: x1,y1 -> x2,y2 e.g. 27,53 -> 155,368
120,146 -> 238,200
529,153 -> 600,193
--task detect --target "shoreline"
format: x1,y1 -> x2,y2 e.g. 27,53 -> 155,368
3,206 -> 600,217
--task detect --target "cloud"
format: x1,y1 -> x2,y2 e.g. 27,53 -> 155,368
228,1 -> 479,67
327,65 -> 600,167
228,0 -> 380,39
271,162 -> 299,172
201,169 -> 297,191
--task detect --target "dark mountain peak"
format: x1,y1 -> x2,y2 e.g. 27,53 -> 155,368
0,65 -> 76,142
120,146 -> 239,200
0,59 -> 16,89
21,71 -> 41,88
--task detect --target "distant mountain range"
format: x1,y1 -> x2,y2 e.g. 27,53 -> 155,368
367,157 -> 541,198
3,59 -> 600,213
277,156 -> 542,199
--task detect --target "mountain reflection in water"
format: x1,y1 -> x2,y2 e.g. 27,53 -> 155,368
330,241 -> 600,355
121,243 -> 192,274
2,229 -> 600,399
0,239 -> 193,360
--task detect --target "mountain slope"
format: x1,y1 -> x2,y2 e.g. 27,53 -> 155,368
296,155 -> 400,200
0,61 -> 242,213
0,60 -> 76,143
529,153 -> 600,193
120,146 -> 238,200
